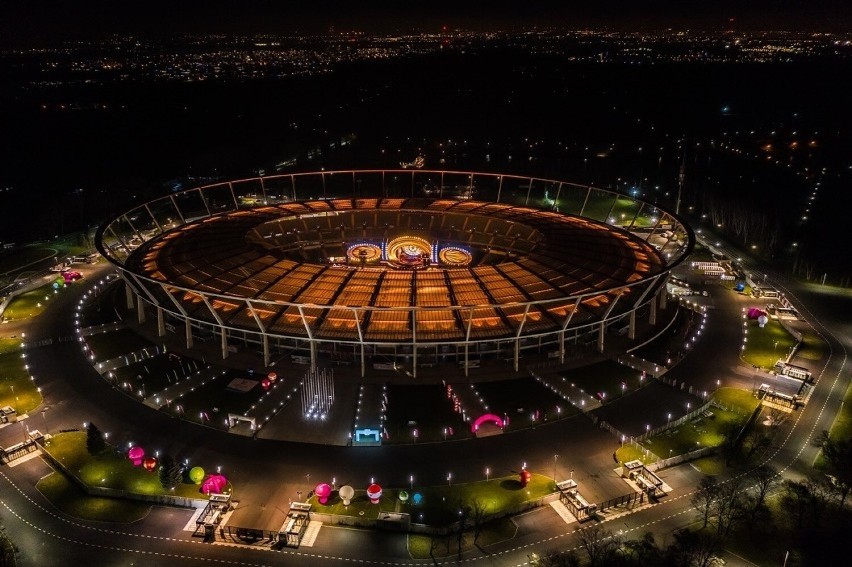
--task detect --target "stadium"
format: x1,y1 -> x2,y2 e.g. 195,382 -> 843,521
96,170 -> 693,377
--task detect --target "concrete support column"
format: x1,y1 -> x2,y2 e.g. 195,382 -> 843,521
559,330 -> 566,364
659,287 -> 668,310
649,295 -> 657,325
628,310 -> 636,340
464,344 -> 469,377
514,339 -> 520,372
412,345 -> 417,378
262,335 -> 270,368
185,319 -> 193,349
220,329 -> 229,360
310,341 -> 317,373
136,294 -> 146,324
597,322 -> 606,353
360,344 -> 366,378
125,282 -> 135,309
157,307 -> 165,337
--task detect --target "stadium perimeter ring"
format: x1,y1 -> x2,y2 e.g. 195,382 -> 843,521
96,170 -> 693,377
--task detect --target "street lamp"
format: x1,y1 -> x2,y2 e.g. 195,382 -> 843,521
553,454 -> 559,481
485,467 -> 490,481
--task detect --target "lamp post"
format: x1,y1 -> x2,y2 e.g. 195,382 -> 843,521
553,454 -> 559,481
485,467 -> 490,482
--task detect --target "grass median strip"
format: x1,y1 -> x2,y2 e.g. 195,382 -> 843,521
310,473 -> 556,527
36,472 -> 152,523
42,431 -> 208,500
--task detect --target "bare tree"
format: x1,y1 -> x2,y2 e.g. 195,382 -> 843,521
748,465 -> 778,521
622,532 -> 661,567
741,426 -> 773,462
712,477 -> 747,536
781,480 -> 811,530
818,432 -> 852,508
469,498 -> 488,546
456,504 -> 469,561
0,523 -> 18,567
577,523 -> 621,566
668,528 -> 722,567
691,476 -> 719,529
530,550 -> 582,567
805,477 -> 834,529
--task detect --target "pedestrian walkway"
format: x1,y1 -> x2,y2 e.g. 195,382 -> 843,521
549,500 -> 577,525
531,372 -> 602,412
78,320 -> 127,337
95,345 -> 163,374
144,365 -> 220,409
6,450 -> 42,468
299,521 -> 323,547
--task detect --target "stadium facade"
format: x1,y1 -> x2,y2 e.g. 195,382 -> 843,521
97,170 -> 693,376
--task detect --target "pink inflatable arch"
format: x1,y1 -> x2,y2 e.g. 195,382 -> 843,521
471,413 -> 504,433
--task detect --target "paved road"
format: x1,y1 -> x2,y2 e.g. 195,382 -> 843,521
0,240 -> 848,566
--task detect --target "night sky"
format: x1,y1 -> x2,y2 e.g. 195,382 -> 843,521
2,0 -> 850,46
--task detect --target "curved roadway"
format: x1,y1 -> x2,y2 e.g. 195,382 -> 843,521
0,231 -> 848,566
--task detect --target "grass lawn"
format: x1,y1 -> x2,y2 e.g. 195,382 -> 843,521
578,193 -> 632,223
42,431 -> 207,500
310,473 -> 556,527
617,388 -> 759,463
615,444 -> 648,465
84,328 -> 156,361
408,517 -> 517,558
742,319 -> 797,370
37,472 -> 151,523
687,243 -> 716,262
0,338 -> 22,355
0,339 -> 42,414
815,377 -> 852,469
0,246 -> 58,274
713,387 -> 762,413
2,283 -> 61,320
690,455 -> 726,475
796,329 -> 827,362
